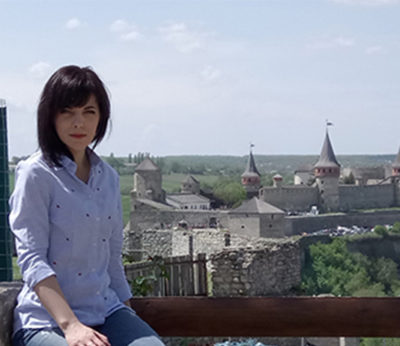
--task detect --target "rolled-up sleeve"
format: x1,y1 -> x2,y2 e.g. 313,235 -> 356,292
107,178 -> 133,302
9,162 -> 56,289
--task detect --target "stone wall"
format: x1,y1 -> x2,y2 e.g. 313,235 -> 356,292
0,281 -> 22,346
339,184 -> 396,211
286,210 -> 400,236
259,185 -> 318,212
171,228 -> 250,257
210,239 -> 301,296
127,228 -> 253,259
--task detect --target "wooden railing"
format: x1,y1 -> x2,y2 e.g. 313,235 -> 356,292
130,296 -> 400,337
125,254 -> 207,296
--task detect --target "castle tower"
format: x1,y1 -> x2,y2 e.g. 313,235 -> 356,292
0,99 -> 12,280
181,175 -> 200,194
314,129 -> 341,212
133,157 -> 164,203
241,146 -> 261,198
392,147 -> 400,177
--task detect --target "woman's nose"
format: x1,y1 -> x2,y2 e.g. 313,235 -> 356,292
72,112 -> 84,128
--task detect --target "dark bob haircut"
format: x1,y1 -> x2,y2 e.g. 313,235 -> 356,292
38,65 -> 110,166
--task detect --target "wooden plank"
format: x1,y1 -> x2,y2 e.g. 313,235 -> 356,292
196,253 -> 207,296
130,297 -> 400,337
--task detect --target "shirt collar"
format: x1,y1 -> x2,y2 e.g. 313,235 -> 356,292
55,148 -> 102,174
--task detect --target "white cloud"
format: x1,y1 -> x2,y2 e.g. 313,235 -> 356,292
110,19 -> 130,33
201,65 -> 221,82
330,0 -> 399,5
159,22 -> 206,53
110,19 -> 141,42
65,18 -> 81,30
29,62 -> 52,79
120,31 -> 140,42
308,36 -> 355,49
366,45 -> 384,54
333,37 -> 355,47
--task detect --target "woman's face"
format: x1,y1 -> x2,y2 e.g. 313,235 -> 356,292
55,94 -> 100,159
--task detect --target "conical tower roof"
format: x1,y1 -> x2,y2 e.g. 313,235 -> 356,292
135,157 -> 160,171
314,131 -> 340,168
241,150 -> 260,177
393,147 -> 400,168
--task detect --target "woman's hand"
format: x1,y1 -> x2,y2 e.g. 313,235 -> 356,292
64,320 -> 110,346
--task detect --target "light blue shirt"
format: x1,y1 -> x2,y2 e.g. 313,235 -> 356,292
10,150 -> 132,333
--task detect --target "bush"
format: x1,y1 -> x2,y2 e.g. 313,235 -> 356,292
374,225 -> 388,236
390,221 -> 400,234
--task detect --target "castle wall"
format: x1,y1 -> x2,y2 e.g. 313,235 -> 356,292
210,239 -> 301,296
259,186 -> 318,212
131,205 -> 230,231
338,184 -> 396,211
286,210 -> 400,235
134,171 -> 163,202
260,214 -> 286,238
228,215 -> 260,239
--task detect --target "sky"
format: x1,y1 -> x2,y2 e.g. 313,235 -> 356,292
1,0 -> 400,158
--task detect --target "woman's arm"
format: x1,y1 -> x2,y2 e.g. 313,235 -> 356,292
34,275 -> 110,346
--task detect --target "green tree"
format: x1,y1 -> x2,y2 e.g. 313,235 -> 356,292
343,172 -> 355,184
302,238 -> 400,297
374,225 -> 388,236
390,221 -> 400,234
105,154 -> 124,173
213,179 -> 246,208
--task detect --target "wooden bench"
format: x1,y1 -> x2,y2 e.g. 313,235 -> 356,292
130,296 -> 400,337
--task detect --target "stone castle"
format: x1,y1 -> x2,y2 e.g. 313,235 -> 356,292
123,129 -> 400,259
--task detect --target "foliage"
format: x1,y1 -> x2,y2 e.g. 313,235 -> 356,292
390,221 -> 400,234
213,177 -> 246,208
343,172 -> 355,184
301,238 -> 400,297
129,256 -> 169,297
131,274 -> 157,297
361,338 -> 400,346
374,224 -> 388,236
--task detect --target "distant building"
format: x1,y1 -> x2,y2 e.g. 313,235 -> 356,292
392,147 -> 400,177
181,175 -> 200,194
133,157 -> 165,203
294,165 -> 314,185
166,193 -> 210,210
229,197 -> 285,238
313,130 -> 341,212
241,147 -> 261,198
259,129 -> 400,213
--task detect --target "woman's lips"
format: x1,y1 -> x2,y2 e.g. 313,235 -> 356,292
70,134 -> 86,139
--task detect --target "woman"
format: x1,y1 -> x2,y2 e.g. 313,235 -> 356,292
10,65 -> 165,346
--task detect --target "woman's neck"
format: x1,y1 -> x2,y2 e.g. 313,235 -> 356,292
72,150 -> 91,183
